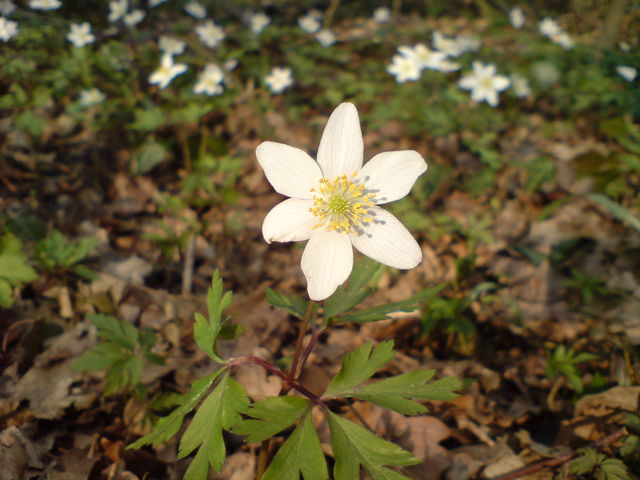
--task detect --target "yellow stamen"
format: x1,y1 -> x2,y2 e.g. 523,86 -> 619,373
308,174 -> 375,234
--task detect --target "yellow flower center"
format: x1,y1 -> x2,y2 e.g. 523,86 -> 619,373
309,173 -> 375,234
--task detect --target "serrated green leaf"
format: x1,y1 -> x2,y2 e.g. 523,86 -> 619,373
328,411 -> 419,480
339,285 -> 446,323
104,355 -> 143,395
323,341 -> 395,399
352,371 -> 466,415
73,342 -> 130,371
90,313 -> 139,350
194,270 -> 232,363
261,413 -> 328,480
324,257 -> 384,318
265,288 -> 309,319
232,396 -> 310,443
128,370 -> 223,449
178,373 -> 249,475
0,234 -> 37,286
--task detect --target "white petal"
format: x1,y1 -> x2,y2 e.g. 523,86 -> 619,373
360,150 -> 427,205
350,207 -> 421,269
262,198 -> 316,243
492,75 -> 510,91
316,103 -> 363,179
485,90 -> 499,107
256,141 -> 322,199
301,230 -> 353,301
458,75 -> 477,90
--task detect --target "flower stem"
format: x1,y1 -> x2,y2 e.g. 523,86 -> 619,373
288,301 -> 315,380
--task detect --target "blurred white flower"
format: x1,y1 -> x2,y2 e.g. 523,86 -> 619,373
398,43 -> 447,71
619,41 -> 631,52
79,88 -> 106,106
124,9 -> 145,27
539,17 -> 561,37
194,63 -> 224,95
532,61 -> 560,86
458,61 -> 510,107
224,59 -> 238,71
0,1 -> 15,16
552,31 -> 573,49
249,12 -> 270,34
316,29 -> 335,47
108,0 -> 127,22
298,13 -> 320,34
616,66 -> 637,82
257,103 -> 426,300
509,7 -> 524,29
149,0 -> 167,6
373,6 -> 390,23
456,34 -> 481,53
432,31 -> 464,57
308,9 -> 323,19
184,1 -> 206,19
0,16 -> 17,41
196,20 -> 225,48
29,0 -> 61,9
159,36 -> 185,56
510,73 -> 532,97
428,57 -> 460,72
387,54 -> 420,83
149,53 -> 187,89
67,22 -> 94,47
265,66 -> 293,94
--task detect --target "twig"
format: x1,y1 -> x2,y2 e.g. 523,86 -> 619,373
297,327 -> 325,377
323,0 -> 340,29
489,427 -> 627,480
181,234 -> 196,295
288,301 -> 315,380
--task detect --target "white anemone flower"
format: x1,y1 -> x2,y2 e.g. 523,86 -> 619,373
249,12 -> 270,34
429,58 -> 460,72
458,61 -> 510,107
0,16 -> 18,41
616,66 -> 637,82
196,20 -> 225,48
432,31 -> 464,57
29,0 -> 61,9
373,7 -> 390,23
0,1 -> 16,16
194,63 -> 224,95
298,13 -> 320,33
184,1 -> 206,19
108,0 -> 127,22
619,41 -> 631,52
159,36 -> 186,57
124,9 -> 145,27
265,66 -> 293,93
224,59 -> 238,71
257,103 -> 426,301
509,7 -> 524,29
316,29 -> 335,47
387,54 -> 420,83
67,22 -> 94,47
148,54 -> 188,89
551,31 -> 573,49
79,88 -> 106,106
539,17 -> 562,37
398,43 -> 447,71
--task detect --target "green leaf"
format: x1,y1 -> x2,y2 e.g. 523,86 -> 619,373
324,341 -> 395,399
179,373 -> 249,476
352,371 -> 466,415
232,396 -> 311,443
0,234 -> 37,286
90,314 -> 139,350
261,413 -> 328,480
339,285 -> 446,323
324,257 -> 384,318
133,138 -> 170,175
587,193 -> 640,233
194,270 -> 232,363
265,288 -> 309,319
0,279 -> 12,308
328,411 -> 419,480
128,369 -> 224,449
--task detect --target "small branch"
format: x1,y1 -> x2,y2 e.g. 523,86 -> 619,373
181,234 -> 196,295
489,427 -> 627,480
297,327 -> 325,378
323,0 -> 340,28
